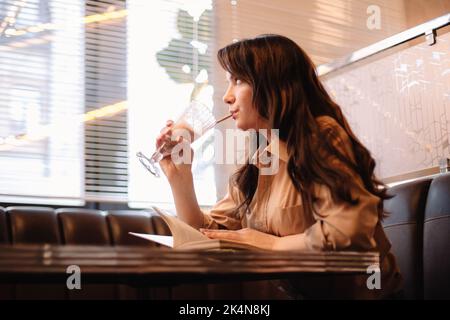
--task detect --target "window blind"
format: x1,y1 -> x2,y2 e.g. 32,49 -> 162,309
84,0 -> 128,202
0,0 -> 85,205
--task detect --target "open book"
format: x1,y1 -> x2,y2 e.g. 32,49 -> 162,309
129,206 -> 261,251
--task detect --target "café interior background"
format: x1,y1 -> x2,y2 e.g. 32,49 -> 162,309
0,0 -> 449,210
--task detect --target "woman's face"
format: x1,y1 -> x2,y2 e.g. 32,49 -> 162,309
223,72 -> 269,131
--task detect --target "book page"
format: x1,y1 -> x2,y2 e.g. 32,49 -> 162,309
176,239 -> 262,251
128,233 -> 174,248
150,206 -> 209,247
129,206 -> 262,251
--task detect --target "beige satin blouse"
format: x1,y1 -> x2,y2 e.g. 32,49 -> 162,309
201,115 -> 403,299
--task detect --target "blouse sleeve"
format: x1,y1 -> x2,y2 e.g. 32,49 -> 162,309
201,182 -> 243,230
294,117 -> 380,251
298,184 -> 380,251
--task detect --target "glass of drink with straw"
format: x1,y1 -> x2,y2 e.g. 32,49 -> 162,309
136,100 -> 232,177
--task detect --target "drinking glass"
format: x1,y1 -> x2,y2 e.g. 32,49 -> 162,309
136,100 -> 231,177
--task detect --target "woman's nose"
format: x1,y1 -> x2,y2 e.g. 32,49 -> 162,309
222,89 -> 235,105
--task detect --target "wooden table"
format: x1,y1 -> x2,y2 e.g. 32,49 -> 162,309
0,245 -> 379,287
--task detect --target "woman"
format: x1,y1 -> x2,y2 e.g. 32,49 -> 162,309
156,34 -> 403,299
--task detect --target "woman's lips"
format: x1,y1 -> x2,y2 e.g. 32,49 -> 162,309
231,111 -> 238,120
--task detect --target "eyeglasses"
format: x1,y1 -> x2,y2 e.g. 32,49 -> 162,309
136,151 -> 160,177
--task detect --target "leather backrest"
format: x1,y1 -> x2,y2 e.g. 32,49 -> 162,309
382,178 -> 432,299
423,173 -> 450,299
150,211 -> 171,236
56,208 -> 116,299
0,207 -> 14,300
6,206 -> 61,244
108,210 -> 158,246
0,207 -> 9,244
4,207 -> 65,299
56,208 -> 111,245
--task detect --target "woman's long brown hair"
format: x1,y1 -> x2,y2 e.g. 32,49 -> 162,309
217,34 -> 390,221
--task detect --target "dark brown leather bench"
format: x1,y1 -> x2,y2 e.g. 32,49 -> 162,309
0,207 -> 283,299
383,173 -> 450,299
1,172 -> 449,299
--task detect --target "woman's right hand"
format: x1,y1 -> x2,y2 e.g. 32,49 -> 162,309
156,121 -> 203,229
155,120 -> 194,185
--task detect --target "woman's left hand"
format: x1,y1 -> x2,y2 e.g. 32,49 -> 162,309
200,228 -> 279,251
